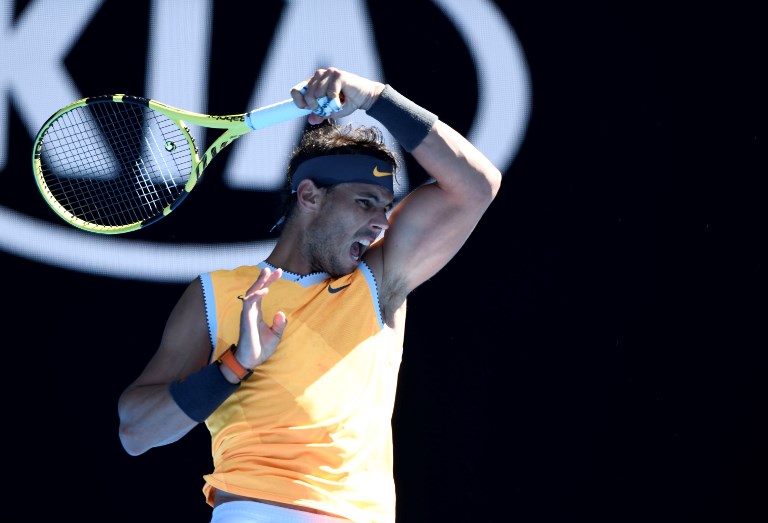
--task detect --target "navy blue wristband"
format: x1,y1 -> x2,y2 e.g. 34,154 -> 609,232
169,362 -> 239,423
366,85 -> 438,152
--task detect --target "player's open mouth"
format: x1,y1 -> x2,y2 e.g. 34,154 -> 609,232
351,239 -> 371,261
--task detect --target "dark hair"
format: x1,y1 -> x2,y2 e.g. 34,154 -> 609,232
271,120 -> 399,233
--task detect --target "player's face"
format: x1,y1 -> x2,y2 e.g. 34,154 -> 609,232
305,183 -> 394,277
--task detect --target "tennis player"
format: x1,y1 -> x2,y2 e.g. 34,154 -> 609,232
118,67 -> 502,522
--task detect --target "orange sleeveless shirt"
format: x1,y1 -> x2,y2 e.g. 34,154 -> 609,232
199,261 -> 404,523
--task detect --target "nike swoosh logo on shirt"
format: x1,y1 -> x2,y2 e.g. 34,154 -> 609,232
327,283 -> 351,294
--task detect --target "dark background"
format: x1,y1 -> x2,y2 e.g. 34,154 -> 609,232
2,1 -> 764,522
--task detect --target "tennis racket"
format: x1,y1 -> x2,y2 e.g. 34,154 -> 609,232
31,89 -> 341,234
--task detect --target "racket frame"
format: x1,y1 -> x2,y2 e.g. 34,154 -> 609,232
32,94 -> 316,234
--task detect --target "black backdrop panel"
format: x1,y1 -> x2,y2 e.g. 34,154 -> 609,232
0,1 -> 763,522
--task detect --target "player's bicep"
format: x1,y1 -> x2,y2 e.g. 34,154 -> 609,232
383,183 -> 479,293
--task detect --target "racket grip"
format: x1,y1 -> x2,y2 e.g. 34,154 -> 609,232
244,96 -> 342,131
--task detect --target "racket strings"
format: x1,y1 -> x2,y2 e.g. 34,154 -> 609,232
37,100 -> 193,228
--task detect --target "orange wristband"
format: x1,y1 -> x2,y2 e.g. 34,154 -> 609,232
217,345 -> 253,381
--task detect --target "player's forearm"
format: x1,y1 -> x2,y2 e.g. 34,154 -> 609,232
412,120 -> 501,204
117,384 -> 198,456
366,84 -> 501,201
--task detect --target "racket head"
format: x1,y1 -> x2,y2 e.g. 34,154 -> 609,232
31,95 -> 199,234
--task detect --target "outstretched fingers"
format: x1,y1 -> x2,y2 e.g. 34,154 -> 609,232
239,267 -> 282,302
236,267 -> 287,368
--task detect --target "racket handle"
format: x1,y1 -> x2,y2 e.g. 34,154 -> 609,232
244,96 -> 342,131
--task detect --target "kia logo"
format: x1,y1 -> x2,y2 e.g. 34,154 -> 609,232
0,0 -> 531,282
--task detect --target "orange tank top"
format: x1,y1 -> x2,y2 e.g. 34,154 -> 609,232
199,261 -> 403,523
